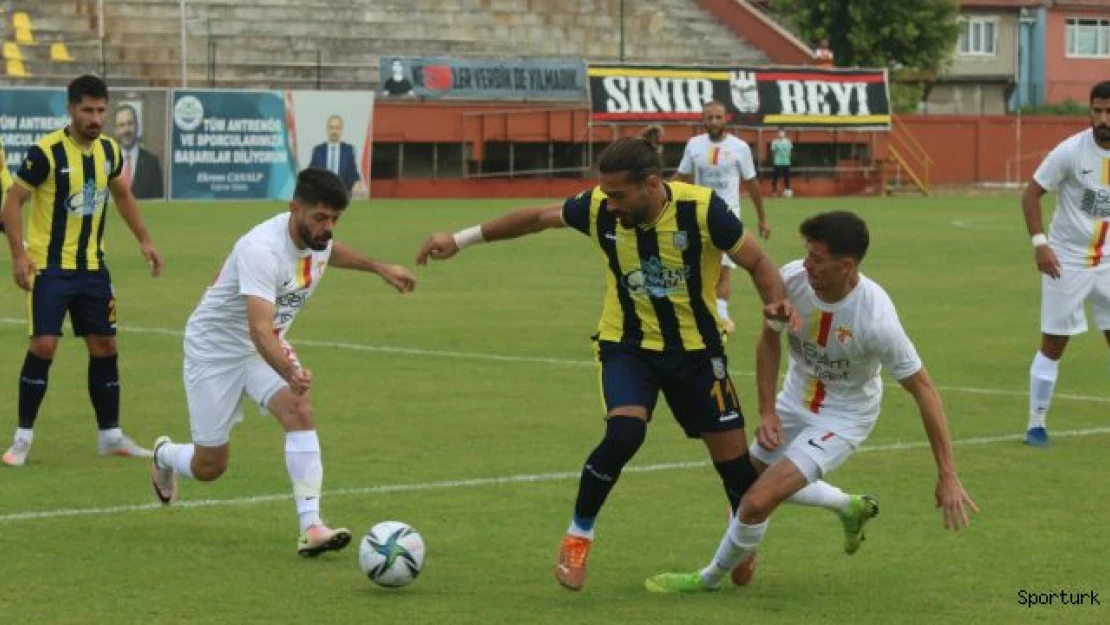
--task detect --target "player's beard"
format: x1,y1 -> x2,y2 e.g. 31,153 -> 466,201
297,218 -> 332,251
708,127 -> 725,141
75,121 -> 101,142
1094,123 -> 1110,144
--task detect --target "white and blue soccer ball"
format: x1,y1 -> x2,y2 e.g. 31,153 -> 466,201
358,521 -> 426,588
783,189 -> 794,198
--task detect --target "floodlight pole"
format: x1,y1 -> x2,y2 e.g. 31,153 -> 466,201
180,0 -> 188,86
619,0 -> 625,62
97,0 -> 104,75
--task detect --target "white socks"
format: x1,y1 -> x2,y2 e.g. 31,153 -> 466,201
1029,351 -> 1059,430
97,427 -> 122,446
787,480 -> 851,513
716,298 -> 730,321
699,518 -> 768,586
566,520 -> 595,541
14,427 -> 33,444
156,442 -> 195,479
286,430 -> 323,532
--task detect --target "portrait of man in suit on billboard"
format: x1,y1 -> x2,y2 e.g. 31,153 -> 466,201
114,103 -> 164,200
308,114 -> 361,195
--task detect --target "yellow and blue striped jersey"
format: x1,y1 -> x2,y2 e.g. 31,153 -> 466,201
0,140 -> 12,198
562,181 -> 746,352
15,128 -> 123,271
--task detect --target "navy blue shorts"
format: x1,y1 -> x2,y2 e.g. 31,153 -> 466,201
27,268 -> 117,337
595,340 -> 745,439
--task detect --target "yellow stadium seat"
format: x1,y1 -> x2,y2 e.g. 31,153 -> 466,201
50,42 -> 73,62
12,12 -> 31,30
2,42 -> 22,61
15,26 -> 33,45
6,59 -> 29,78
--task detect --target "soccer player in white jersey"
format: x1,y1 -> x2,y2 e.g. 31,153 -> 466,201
644,211 -> 978,593
148,169 -> 416,556
1022,81 -> 1110,447
675,100 -> 769,334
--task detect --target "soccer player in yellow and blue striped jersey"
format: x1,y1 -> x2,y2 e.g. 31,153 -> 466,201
0,139 -> 11,233
416,136 -> 799,591
1,74 -> 164,467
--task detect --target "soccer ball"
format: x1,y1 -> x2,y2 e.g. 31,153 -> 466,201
358,521 -> 426,588
783,189 -> 794,198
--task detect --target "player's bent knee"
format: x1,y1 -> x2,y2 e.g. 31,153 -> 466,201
1039,334 -> 1069,360
192,447 -> 229,481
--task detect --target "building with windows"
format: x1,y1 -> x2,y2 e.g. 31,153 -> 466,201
924,0 -> 1107,114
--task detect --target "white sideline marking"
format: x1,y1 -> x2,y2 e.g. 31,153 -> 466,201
0,317 -> 1105,406
1,317 -> 1107,404
1,426 -> 1108,524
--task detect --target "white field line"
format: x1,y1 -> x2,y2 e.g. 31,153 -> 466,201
1,317 -> 1107,404
1,426 -> 1109,524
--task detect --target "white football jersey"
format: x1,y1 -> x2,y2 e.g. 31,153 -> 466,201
1034,129 -> 1110,267
774,261 -> 922,443
185,212 -> 331,361
676,133 -> 756,215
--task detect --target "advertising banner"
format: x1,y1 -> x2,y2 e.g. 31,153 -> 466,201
380,56 -> 586,101
170,89 -> 374,200
588,65 -> 891,127
0,88 -> 67,178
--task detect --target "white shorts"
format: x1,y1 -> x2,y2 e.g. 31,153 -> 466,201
183,352 -> 293,447
749,402 -> 864,483
1040,263 -> 1110,335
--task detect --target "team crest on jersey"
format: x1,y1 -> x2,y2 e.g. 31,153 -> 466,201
711,357 -> 726,380
836,325 -> 854,346
672,231 -> 688,251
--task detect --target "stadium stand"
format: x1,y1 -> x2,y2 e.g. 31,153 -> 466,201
2,2 -> 96,81
8,0 -> 769,88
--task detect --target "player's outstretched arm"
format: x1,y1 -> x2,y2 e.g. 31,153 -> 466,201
415,202 -> 566,265
899,367 -> 979,531
329,241 -> 415,293
729,236 -> 800,331
108,176 -> 163,278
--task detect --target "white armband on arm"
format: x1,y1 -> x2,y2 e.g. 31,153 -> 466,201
1031,233 -> 1048,248
453,225 -> 485,250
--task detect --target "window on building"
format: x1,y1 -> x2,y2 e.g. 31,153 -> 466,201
958,16 -> 998,56
1066,18 -> 1110,58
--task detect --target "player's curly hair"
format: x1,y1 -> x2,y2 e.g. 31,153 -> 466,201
294,168 -> 350,210
800,211 -> 870,263
597,136 -> 661,184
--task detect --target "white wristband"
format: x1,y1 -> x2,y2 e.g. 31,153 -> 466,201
453,225 -> 485,250
1031,233 -> 1048,248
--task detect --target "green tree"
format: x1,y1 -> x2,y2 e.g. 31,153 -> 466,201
770,0 -> 961,112
770,0 -> 961,73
